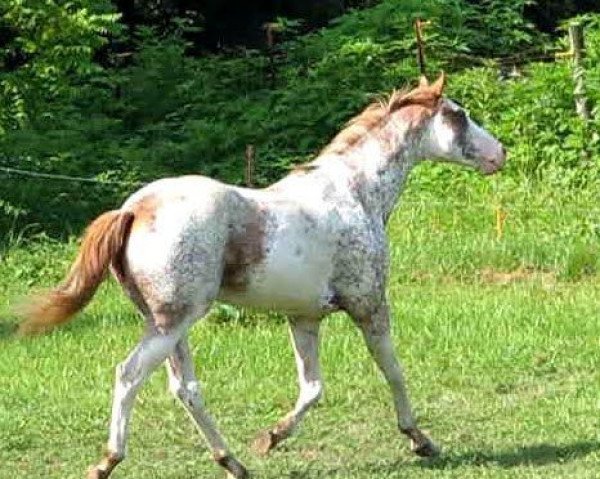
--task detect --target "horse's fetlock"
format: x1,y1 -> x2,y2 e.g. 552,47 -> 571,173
213,450 -> 248,479
86,450 -> 123,479
275,416 -> 294,436
400,426 -> 419,440
302,380 -> 323,406
312,384 -> 323,404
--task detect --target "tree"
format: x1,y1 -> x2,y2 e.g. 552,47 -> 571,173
1,0 -> 120,133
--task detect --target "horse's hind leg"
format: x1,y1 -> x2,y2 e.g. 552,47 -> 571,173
166,337 -> 248,479
86,325 -> 186,479
253,318 -> 323,454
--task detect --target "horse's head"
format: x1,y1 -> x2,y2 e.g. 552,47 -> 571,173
401,73 -> 506,175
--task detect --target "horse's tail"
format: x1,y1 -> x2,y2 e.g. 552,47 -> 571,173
18,210 -> 134,335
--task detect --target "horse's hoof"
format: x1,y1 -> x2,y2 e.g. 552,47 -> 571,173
224,459 -> 249,479
251,430 -> 279,455
226,469 -> 249,479
401,427 -> 441,458
411,437 -> 441,457
86,467 -> 107,479
214,451 -> 249,479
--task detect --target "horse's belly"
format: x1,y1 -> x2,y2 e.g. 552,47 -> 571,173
218,250 -> 335,315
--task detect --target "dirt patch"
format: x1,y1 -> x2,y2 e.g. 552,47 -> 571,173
407,267 -> 557,286
479,267 -> 556,285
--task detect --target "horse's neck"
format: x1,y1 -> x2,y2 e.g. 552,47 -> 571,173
329,122 -> 418,223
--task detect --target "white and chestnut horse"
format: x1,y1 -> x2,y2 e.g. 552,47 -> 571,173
19,74 -> 505,479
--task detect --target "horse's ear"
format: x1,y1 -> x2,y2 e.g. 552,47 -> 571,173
419,75 -> 429,87
431,71 -> 446,96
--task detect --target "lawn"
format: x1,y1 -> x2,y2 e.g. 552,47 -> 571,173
1,192 -> 599,479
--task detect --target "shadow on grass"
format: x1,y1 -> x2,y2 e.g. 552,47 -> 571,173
420,441 -> 600,469
0,320 -> 17,339
286,441 -> 600,478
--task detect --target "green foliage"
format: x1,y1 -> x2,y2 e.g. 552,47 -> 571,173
3,5 -> 600,475
0,0 -> 597,238
438,62 -> 600,184
462,0 -> 542,56
0,0 -> 120,133
2,232 -> 600,478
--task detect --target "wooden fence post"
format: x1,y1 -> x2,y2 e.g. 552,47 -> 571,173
414,19 -> 430,75
264,23 -> 277,89
569,23 -> 590,121
245,144 -> 255,187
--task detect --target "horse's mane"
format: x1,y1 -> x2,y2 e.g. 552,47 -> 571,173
322,86 -> 441,156
292,83 -> 442,173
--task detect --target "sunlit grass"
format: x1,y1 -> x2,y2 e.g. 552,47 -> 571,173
1,193 -> 600,478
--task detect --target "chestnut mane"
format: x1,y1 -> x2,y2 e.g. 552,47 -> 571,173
290,78 -> 445,175
321,85 -> 442,156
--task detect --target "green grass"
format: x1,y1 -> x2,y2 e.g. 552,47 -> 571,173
1,191 -> 600,478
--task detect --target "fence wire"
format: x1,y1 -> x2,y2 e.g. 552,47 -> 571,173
3,164 -> 600,212
0,166 -> 142,187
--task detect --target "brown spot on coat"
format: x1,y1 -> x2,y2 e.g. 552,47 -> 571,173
222,209 -> 268,291
118,269 -> 191,332
129,193 -> 162,233
153,301 -> 193,332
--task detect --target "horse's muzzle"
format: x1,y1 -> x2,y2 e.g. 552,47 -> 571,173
480,146 -> 506,175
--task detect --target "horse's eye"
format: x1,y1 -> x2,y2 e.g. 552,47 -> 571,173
441,104 -> 468,129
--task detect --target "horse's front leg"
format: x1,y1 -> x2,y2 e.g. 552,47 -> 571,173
354,302 -> 440,457
253,318 -> 323,454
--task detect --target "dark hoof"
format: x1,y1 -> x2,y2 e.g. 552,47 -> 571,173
224,459 -> 249,479
411,437 -> 441,457
401,427 -> 441,458
252,430 -> 280,455
86,467 -> 108,479
215,452 -> 249,479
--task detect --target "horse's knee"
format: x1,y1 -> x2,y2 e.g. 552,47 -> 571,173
115,353 -> 145,387
113,362 -> 136,398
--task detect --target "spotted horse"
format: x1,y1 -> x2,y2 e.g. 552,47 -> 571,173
18,73 -> 506,478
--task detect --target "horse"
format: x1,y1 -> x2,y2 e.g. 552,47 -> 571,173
18,73 -> 505,479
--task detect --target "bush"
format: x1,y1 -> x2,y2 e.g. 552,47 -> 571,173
3,0 -> 599,239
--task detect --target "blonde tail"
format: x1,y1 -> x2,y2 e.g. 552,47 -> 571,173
18,210 -> 134,335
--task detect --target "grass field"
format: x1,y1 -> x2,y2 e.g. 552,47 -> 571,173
1,190 -> 600,479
